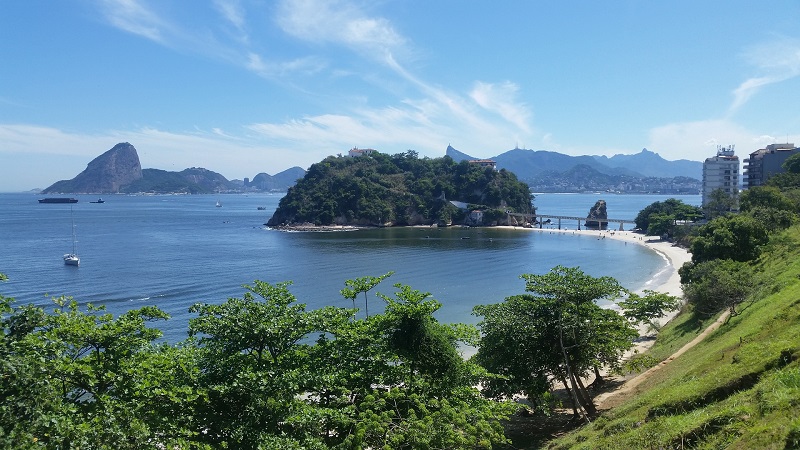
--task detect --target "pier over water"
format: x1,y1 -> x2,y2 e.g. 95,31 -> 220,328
508,212 -> 637,231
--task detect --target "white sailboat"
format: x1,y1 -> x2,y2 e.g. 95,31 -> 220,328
64,206 -> 79,266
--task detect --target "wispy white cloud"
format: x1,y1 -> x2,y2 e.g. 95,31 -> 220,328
470,81 -> 532,134
275,0 -> 406,58
96,0 -> 170,43
246,52 -> 327,77
728,37 -> 800,115
214,0 -> 245,32
213,0 -> 249,44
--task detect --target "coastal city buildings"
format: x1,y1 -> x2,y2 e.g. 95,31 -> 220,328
702,145 -> 739,207
742,143 -> 798,188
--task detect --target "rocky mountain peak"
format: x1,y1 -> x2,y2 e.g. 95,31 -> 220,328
42,142 -> 143,194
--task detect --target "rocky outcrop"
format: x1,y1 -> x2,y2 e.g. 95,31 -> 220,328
585,199 -> 608,229
42,142 -> 143,193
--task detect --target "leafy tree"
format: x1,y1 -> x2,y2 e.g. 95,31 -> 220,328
186,278 -> 513,449
618,290 -> 680,332
704,188 -> 738,219
783,152 -> 800,174
333,284 -> 514,449
635,198 -> 703,236
476,267 -> 642,420
340,271 -> 394,318
689,214 -> 769,263
679,259 -> 758,317
744,206 -> 796,232
0,290 -> 201,449
739,186 -> 796,213
188,281 -> 329,448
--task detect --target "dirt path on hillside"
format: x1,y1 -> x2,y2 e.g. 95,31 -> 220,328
595,310 -> 731,410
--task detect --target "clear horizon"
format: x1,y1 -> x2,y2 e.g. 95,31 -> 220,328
2,1 -> 799,192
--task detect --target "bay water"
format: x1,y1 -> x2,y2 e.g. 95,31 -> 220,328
1,192 -> 699,342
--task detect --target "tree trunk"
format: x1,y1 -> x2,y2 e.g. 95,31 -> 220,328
592,365 -> 604,387
558,373 -> 580,418
573,374 -> 597,417
559,312 -> 590,423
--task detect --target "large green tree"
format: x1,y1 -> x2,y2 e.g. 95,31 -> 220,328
739,186 -> 796,213
689,214 -> 770,263
679,259 -> 759,318
474,267 -> 675,421
634,198 -> 703,237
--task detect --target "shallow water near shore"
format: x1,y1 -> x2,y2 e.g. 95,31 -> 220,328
1,192 -> 699,342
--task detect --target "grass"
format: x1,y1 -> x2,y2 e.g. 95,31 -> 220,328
544,225 -> 800,449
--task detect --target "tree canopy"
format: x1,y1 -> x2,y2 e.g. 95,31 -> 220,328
689,214 -> 769,263
634,198 -> 703,236
1,274 -> 514,449
473,266 -> 677,421
679,259 -> 759,318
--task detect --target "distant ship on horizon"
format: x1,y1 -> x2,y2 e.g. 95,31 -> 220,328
38,197 -> 79,204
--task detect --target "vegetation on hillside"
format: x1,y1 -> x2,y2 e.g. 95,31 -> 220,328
547,225 -> 800,449
473,267 -> 677,422
546,156 -> 800,449
120,168 -> 211,194
266,151 -> 533,227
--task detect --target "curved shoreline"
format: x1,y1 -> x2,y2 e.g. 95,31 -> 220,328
504,225 -> 690,322
502,225 -> 691,359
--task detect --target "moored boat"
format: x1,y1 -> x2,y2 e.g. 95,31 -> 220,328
64,206 -> 79,266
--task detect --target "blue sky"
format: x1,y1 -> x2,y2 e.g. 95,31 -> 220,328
2,1 -> 799,192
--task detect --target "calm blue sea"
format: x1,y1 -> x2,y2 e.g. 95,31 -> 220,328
0,192 -> 699,342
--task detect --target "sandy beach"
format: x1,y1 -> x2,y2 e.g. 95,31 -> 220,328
506,225 -> 692,346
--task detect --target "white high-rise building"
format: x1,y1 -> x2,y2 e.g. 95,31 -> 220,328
702,145 -> 739,207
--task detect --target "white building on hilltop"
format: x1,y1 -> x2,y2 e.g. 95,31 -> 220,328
347,147 -> 377,157
702,145 -> 739,207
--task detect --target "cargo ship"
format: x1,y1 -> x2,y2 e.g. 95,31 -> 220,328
38,197 -> 79,204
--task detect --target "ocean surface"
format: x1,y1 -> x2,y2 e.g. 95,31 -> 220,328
1,192 -> 700,343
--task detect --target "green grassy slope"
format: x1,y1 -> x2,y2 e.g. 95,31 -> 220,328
548,226 -> 800,449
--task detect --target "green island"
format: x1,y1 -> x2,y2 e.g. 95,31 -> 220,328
266,150 -> 533,228
3,154 -> 800,449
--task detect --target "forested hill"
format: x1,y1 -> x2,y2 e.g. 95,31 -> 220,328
266,151 -> 533,227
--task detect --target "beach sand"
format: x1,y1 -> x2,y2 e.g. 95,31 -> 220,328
500,225 -> 691,353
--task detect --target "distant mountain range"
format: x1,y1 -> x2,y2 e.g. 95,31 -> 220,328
40,142 -> 703,195
41,143 -> 305,194
446,145 -> 702,194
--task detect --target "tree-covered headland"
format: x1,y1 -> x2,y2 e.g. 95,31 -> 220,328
266,151 -> 533,227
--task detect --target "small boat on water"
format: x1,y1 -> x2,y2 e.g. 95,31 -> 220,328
90,198 -> 105,203
216,200 -> 222,207
64,207 -> 79,266
39,197 -> 78,204
257,206 -> 267,210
